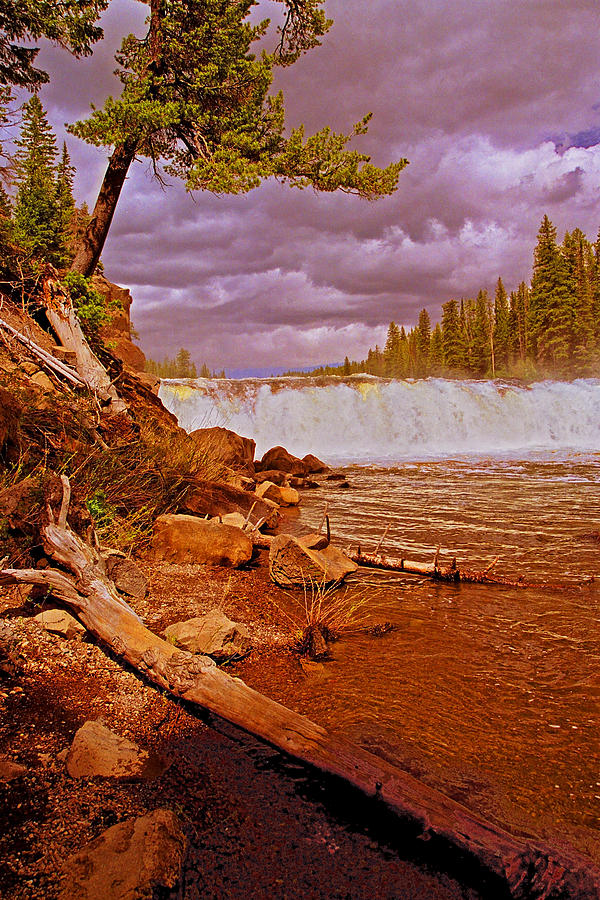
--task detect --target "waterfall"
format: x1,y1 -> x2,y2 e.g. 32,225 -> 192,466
158,376 -> 600,463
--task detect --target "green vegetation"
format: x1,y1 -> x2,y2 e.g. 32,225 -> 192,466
145,348 -> 227,379
285,216 -> 600,381
68,0 -> 407,276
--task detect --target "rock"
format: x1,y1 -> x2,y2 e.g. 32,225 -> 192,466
30,370 -> 55,393
299,659 -> 331,679
269,534 -> 358,587
254,469 -> 289,486
165,608 -> 251,660
298,532 -> 329,551
66,720 -> 166,779
325,473 -> 347,481
211,511 -> 247,529
181,478 -> 279,529
190,426 -> 256,476
0,387 -> 21,463
104,554 -> 149,599
134,371 -> 160,394
0,757 -> 26,781
34,608 -> 86,640
152,514 -> 253,567
255,481 -> 300,507
59,808 -> 186,900
257,446 -> 307,476
302,453 -> 330,474
95,275 -> 147,373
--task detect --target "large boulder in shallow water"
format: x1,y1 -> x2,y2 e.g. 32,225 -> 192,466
302,453 -> 329,474
269,534 -> 357,587
190,425 -> 256,476
181,478 -> 279,529
257,446 -> 307,476
152,514 -> 253,566
255,480 -> 300,507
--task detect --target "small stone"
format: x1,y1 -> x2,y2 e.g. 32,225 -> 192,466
165,608 -> 251,661
66,720 -> 166,779
0,757 -> 26,781
30,371 -> 55,393
34,608 -> 86,640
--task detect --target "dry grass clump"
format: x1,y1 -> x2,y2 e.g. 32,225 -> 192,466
1,379 -> 228,555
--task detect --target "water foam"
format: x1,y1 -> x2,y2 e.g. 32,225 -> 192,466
158,376 -> 600,463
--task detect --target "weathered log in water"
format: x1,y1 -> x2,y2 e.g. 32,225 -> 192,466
1,477 -> 599,899
350,549 -> 583,589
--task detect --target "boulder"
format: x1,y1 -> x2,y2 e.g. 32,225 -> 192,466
104,553 -> 149,599
211,511 -> 247,529
302,453 -> 330,474
190,426 -> 256,476
255,481 -> 300,507
152,514 -> 253,567
298,532 -> 329,551
254,469 -> 289,486
165,608 -> 251,660
181,478 -> 279,529
269,534 -> 358,587
59,808 -> 186,900
95,275 -> 147,373
34,608 -> 86,640
66,720 -> 166,780
257,446 -> 307,476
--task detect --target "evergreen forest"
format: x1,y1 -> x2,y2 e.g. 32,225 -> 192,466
286,216 -> 600,381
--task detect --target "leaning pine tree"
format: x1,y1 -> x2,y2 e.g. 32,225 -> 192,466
68,0 -> 407,278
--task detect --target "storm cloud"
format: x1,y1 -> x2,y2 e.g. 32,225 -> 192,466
35,0 -> 600,372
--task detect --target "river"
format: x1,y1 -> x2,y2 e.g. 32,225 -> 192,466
159,376 -> 600,865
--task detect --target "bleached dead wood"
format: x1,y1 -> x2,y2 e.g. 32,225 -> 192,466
41,271 -> 127,413
1,477 -> 598,899
349,548 -> 581,589
0,317 -> 86,387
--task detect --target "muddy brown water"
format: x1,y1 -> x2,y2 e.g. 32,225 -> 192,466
279,453 -> 600,865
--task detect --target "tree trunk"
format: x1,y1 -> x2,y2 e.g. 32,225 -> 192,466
70,139 -> 138,277
42,271 -> 128,413
1,477 -> 598,899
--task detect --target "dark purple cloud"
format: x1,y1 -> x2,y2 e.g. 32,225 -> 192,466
31,0 -> 600,371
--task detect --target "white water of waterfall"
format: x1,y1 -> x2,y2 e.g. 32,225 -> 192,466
158,376 -> 600,464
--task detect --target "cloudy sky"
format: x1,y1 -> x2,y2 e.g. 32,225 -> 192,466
35,0 -> 600,374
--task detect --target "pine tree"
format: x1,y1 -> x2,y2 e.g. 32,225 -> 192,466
416,308 -> 431,376
56,141 -> 76,258
529,215 -> 573,372
383,321 -> 401,376
471,290 -> 491,376
563,228 -> 595,373
429,323 -> 444,375
12,95 -> 62,263
68,0 -> 407,276
493,277 -> 509,372
441,298 -> 462,372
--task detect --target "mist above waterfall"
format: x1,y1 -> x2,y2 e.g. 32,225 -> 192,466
158,376 -> 600,464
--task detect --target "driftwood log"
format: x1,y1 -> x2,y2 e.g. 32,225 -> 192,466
1,477 -> 599,899
349,548 -> 585,589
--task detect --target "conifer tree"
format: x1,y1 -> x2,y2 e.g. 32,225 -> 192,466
0,0 -> 107,89
416,307 -> 431,376
441,298 -> 462,371
383,321 -> 401,376
563,228 -> 595,373
493,277 -> 509,372
429,323 -> 444,375
471,290 -> 491,376
56,141 -> 76,256
12,95 -> 62,263
68,0 -> 407,277
529,215 -> 573,372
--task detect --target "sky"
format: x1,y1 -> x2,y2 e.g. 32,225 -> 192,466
33,0 -> 600,375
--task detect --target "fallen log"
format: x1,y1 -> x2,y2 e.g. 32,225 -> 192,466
0,317 -> 87,387
1,477 -> 598,899
349,548 -> 585,590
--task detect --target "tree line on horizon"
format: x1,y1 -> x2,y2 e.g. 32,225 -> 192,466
285,216 -> 600,381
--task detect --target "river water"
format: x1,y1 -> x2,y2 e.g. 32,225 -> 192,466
159,377 -> 600,864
